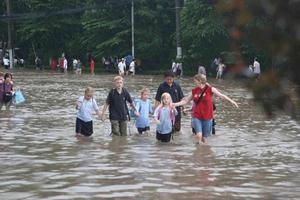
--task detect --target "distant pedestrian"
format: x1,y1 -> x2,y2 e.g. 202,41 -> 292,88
35,56 -> 42,70
198,64 -> 206,75
90,58 -> 95,75
253,58 -> 261,79
50,57 -> 57,71
118,59 -> 126,76
129,59 -> 135,75
3,57 -> 10,69
63,57 -> 68,73
216,61 -> 225,79
76,59 -> 82,75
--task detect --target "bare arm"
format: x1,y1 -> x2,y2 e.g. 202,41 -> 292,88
100,103 -> 108,121
154,100 -> 160,109
173,93 -> 193,107
212,87 -> 239,108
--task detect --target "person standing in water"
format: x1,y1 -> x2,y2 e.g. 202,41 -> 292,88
173,74 -> 238,144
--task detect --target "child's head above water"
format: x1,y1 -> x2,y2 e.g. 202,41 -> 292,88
161,92 -> 172,106
113,75 -> 124,89
140,88 -> 150,100
84,87 -> 94,100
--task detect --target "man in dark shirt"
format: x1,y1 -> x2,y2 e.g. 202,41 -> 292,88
101,76 -> 135,136
155,71 -> 185,132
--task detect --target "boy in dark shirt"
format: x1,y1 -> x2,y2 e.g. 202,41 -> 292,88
155,71 -> 185,132
101,76 -> 135,136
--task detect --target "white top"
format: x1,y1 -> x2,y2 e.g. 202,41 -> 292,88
217,63 -> 225,72
171,62 -> 177,73
73,59 -> 78,66
118,61 -> 126,73
3,58 -> 9,65
63,58 -> 68,69
253,60 -> 261,74
77,96 -> 100,122
198,66 -> 206,75
129,61 -> 135,73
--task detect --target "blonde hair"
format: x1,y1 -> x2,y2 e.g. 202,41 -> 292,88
194,74 -> 207,84
113,75 -> 124,82
161,92 -> 172,105
140,88 -> 150,95
85,87 -> 94,96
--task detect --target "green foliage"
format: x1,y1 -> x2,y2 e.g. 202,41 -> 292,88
181,0 -> 229,72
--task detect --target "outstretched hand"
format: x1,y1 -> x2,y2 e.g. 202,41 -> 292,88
232,101 -> 239,108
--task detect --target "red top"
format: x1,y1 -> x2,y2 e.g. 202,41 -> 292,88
192,85 -> 213,120
90,59 -> 95,68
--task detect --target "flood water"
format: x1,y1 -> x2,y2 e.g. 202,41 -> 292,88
0,69 -> 299,200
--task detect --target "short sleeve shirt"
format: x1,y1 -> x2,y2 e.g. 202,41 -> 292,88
106,88 -> 133,120
155,82 -> 184,104
77,96 -> 100,122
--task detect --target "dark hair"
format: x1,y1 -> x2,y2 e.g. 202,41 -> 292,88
164,70 -> 175,78
4,73 -> 12,80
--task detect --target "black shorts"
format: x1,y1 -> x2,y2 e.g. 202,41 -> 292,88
156,131 -> 172,143
76,118 -> 93,136
137,126 -> 150,134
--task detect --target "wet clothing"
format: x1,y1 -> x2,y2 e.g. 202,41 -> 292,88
106,88 -> 133,136
192,118 -> 212,138
76,96 -> 100,122
106,88 -> 133,121
138,127 -> 150,134
110,120 -> 127,136
76,118 -> 93,136
155,81 -> 184,131
156,131 -> 172,143
154,106 -> 177,135
135,99 -> 152,130
192,85 -> 213,120
0,81 -> 13,103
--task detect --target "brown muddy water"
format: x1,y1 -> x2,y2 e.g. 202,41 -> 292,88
0,70 -> 299,200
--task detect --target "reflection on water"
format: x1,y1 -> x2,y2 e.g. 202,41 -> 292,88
0,70 -> 299,199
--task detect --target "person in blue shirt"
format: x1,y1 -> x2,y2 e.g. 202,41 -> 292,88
75,87 -> 101,137
154,93 -> 177,143
134,88 -> 153,134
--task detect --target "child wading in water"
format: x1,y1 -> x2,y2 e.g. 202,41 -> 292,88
154,93 -> 177,143
75,87 -> 101,137
100,76 -> 135,136
134,88 -> 153,134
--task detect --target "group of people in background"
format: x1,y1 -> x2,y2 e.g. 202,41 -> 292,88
118,58 -> 136,77
196,56 -> 261,80
75,70 -> 239,144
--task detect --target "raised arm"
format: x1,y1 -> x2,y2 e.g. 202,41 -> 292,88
212,87 -> 239,108
173,93 -> 193,107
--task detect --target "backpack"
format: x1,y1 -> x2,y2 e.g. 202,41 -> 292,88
157,106 -> 176,126
129,98 -> 141,119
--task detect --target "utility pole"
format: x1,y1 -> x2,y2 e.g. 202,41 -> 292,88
175,0 -> 182,59
131,0 -> 135,59
6,0 -> 13,69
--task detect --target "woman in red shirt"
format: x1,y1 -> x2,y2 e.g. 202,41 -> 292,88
173,74 -> 238,144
